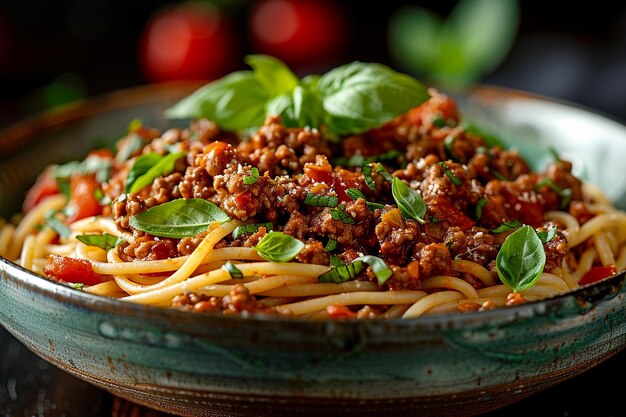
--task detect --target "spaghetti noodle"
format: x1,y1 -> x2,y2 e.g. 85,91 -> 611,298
1,87 -> 625,320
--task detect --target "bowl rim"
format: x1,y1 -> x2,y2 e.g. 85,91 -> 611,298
1,82 -> 626,334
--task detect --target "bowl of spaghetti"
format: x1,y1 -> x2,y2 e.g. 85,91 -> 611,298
1,57 -> 626,416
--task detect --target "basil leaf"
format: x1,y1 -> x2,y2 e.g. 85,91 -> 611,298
125,153 -> 162,193
438,161 -> 462,186
245,54 -> 299,96
330,204 -> 355,224
128,152 -> 186,194
324,239 -> 337,252
319,260 -> 364,283
264,86 -> 323,129
356,255 -> 393,285
375,163 -> 393,181
304,193 -> 339,208
54,155 -> 112,191
491,219 -> 522,234
391,177 -> 426,223
232,222 -> 273,240
476,197 -> 488,220
329,255 -> 345,268
537,227 -> 557,244
253,231 -> 304,262
243,167 -> 260,185
496,225 -> 546,292
346,188 -> 384,211
318,62 -> 430,135
165,71 -> 269,131
43,212 -> 71,238
222,260 -> 243,279
130,198 -> 230,238
363,164 -> 376,191
319,255 -> 392,286
76,233 -> 125,251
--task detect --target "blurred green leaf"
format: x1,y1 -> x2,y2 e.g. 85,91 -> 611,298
388,0 -> 519,86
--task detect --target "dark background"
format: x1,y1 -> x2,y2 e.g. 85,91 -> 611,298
0,0 -> 625,126
1,0 -> 625,416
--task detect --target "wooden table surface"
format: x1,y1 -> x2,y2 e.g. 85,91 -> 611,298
1,326 -> 623,417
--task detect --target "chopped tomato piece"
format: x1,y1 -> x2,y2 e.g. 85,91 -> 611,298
23,170 -> 60,212
333,169 -> 361,203
326,304 -> 356,319
501,186 -> 544,228
66,175 -> 102,223
579,265 -> 617,286
432,198 -> 474,230
44,255 -> 103,286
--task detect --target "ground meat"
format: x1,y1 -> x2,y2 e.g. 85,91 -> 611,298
375,207 -> 426,265
383,263 -> 422,290
539,223 -> 569,271
417,243 -> 452,277
172,286 -> 277,315
296,239 -> 329,265
120,235 -> 179,261
444,226 -> 499,266
237,116 -> 331,176
309,199 -> 376,249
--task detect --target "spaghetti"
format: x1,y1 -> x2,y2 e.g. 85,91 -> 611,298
1,88 -> 625,320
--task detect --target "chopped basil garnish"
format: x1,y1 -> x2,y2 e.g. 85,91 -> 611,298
324,239 -> 337,252
443,135 -> 463,163
243,167 -> 260,185
43,211 -> 71,238
490,169 -> 510,181
69,282 -> 84,290
222,260 -> 243,279
130,198 -> 230,238
537,227 -> 557,244
253,231 -> 304,262
491,219 -> 522,233
496,225 -> 546,293
54,155 -> 112,196
375,163 -> 393,181
535,178 -> 572,209
76,233 -> 125,251
438,161 -> 462,186
319,255 -> 392,286
476,197 -> 488,220
431,115 -> 448,128
391,177 -> 426,224
304,193 -> 339,208
232,222 -> 273,240
127,151 -> 186,194
363,164 -> 376,191
548,147 -> 561,162
346,188 -> 384,211
330,204 -> 355,224
329,255 -> 345,268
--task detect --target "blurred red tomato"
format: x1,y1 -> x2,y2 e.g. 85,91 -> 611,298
139,2 -> 237,82
249,0 -> 347,67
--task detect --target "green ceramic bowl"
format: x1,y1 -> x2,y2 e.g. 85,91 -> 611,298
1,84 -> 626,417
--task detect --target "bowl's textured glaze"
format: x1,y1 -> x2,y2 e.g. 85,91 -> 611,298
1,84 -> 626,416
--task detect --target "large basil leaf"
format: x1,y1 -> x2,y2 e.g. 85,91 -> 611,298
391,177 -> 427,223
129,198 -> 230,238
165,71 -> 269,131
317,62 -> 430,135
245,54 -> 298,96
496,225 -> 546,292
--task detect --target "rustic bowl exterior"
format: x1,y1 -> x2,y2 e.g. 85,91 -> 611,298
1,84 -> 625,416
